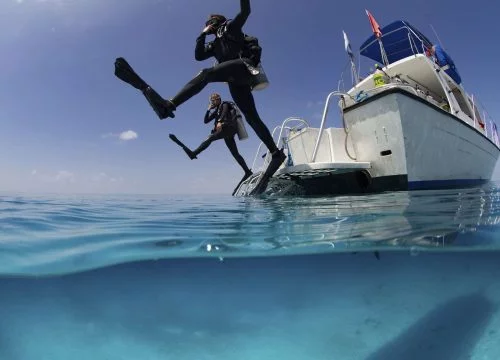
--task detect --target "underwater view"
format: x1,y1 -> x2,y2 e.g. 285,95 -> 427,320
1,184 -> 500,359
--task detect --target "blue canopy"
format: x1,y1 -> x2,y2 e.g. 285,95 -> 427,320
359,20 -> 434,64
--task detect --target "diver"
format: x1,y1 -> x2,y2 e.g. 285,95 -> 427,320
114,0 -> 286,195
169,93 -> 253,196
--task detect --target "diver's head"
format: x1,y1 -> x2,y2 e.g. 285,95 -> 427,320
203,14 -> 226,35
210,93 -> 221,107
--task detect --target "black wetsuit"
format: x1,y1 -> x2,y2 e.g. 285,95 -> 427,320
191,103 -> 251,174
170,0 -> 278,154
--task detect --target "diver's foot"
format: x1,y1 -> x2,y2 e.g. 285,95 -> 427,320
143,87 -> 176,119
232,171 -> 253,196
186,149 -> 198,160
271,148 -> 287,168
168,134 -> 197,159
160,99 -> 176,120
249,149 -> 286,196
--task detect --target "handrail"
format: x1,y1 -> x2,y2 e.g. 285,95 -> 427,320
251,125 -> 281,171
310,91 -> 361,162
251,117 -> 309,171
359,25 -> 432,56
347,81 -> 500,147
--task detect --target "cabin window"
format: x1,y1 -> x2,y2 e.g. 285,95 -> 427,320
451,88 -> 474,119
468,97 -> 486,129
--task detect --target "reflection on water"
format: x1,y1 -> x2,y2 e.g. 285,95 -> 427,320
0,184 -> 499,276
228,184 -> 500,254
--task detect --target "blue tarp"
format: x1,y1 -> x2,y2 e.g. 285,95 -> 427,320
359,20 -> 434,65
433,44 -> 462,84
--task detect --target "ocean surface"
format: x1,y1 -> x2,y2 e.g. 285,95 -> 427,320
1,183 -> 500,359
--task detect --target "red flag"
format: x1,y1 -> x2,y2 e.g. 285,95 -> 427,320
366,10 -> 382,38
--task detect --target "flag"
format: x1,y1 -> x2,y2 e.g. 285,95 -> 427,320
366,10 -> 382,38
342,30 -> 359,84
342,30 -> 354,60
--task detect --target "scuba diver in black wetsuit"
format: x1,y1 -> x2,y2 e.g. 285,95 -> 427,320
168,93 -> 253,195
114,0 -> 286,195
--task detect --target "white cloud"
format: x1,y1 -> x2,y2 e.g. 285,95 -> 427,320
119,130 -> 138,141
101,133 -> 115,139
31,169 -> 76,183
54,170 -> 75,183
91,172 -> 124,184
101,130 -> 138,141
312,112 -> 323,120
91,172 -> 108,182
30,169 -> 125,190
306,100 -> 324,109
305,100 -> 326,122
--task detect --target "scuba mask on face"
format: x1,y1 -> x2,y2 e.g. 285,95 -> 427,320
203,15 -> 226,34
210,93 -> 221,107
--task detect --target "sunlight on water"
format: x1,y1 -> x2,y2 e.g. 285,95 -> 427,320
1,183 -> 500,276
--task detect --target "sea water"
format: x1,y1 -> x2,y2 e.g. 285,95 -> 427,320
0,184 -> 499,360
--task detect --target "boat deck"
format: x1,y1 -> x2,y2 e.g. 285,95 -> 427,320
274,162 -> 371,179
234,161 -> 371,196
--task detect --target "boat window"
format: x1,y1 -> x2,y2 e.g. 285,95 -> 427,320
468,96 -> 486,129
450,87 -> 474,118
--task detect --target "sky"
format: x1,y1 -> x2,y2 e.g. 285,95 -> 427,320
1,0 -> 499,195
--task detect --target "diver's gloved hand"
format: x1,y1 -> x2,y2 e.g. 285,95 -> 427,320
202,26 -> 213,35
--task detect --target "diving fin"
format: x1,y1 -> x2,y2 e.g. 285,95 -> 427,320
232,171 -> 253,196
169,134 -> 197,159
114,57 -> 175,119
249,149 -> 286,196
114,57 -> 148,91
143,87 -> 176,120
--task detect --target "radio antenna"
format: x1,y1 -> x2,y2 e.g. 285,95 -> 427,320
429,24 -> 445,49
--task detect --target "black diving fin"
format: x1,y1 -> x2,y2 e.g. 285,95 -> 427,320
249,149 -> 286,196
232,171 -> 253,196
169,134 -> 197,159
114,57 -> 148,90
114,57 -> 175,119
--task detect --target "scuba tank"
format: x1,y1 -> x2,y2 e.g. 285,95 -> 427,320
223,101 -> 248,140
235,115 -> 248,140
245,62 -> 269,91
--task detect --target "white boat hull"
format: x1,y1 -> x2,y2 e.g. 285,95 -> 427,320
343,89 -> 499,190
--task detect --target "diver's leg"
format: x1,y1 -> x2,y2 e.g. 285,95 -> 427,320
227,84 -> 286,195
170,59 -> 251,108
224,135 -> 253,196
191,129 -> 227,157
227,83 -> 279,154
224,136 -> 252,174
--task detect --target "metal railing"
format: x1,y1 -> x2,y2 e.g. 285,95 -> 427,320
338,23 -> 500,148
339,56 -> 500,148
251,117 -> 309,171
310,91 -> 353,162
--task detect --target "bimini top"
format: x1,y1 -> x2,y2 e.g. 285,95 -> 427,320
360,20 -> 434,64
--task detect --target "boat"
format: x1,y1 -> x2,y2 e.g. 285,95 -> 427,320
234,15 -> 500,197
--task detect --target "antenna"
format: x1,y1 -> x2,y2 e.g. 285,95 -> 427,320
429,24 -> 445,49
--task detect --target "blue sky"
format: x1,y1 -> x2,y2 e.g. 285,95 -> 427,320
1,0 -> 499,195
